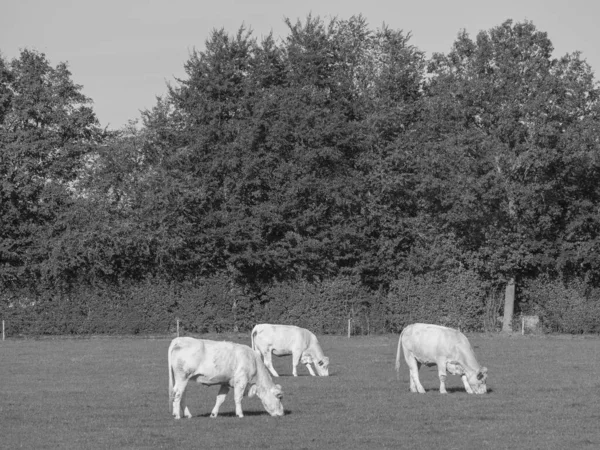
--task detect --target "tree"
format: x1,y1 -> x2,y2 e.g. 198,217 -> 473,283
421,20 -> 600,329
137,16 -> 426,286
0,49 -> 101,289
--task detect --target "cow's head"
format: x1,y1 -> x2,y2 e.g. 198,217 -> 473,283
465,366 -> 488,394
315,356 -> 330,376
447,361 -> 488,394
248,383 -> 284,417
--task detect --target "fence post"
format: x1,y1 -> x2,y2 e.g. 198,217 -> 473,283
176,318 -> 180,337
2,320 -> 4,341
347,318 -> 351,338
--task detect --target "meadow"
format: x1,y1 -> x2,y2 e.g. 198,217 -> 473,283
1,332 -> 599,449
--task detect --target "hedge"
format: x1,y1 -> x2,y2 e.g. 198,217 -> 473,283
2,271 -> 599,336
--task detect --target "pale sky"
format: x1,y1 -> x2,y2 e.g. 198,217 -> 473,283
2,0 -> 599,130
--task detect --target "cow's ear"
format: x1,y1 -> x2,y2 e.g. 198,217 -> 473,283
477,367 -> 488,380
248,384 -> 258,398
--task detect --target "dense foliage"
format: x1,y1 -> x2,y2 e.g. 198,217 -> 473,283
2,17 -> 600,334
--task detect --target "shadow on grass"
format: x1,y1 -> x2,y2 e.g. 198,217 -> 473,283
196,409 -> 292,418
427,386 -> 494,394
276,373 -> 338,377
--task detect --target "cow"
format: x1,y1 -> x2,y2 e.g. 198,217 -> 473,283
168,337 -> 284,419
395,323 -> 488,394
251,324 -> 330,377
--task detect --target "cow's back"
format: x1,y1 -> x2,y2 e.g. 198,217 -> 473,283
172,338 -> 257,383
254,324 -> 306,351
401,323 -> 470,363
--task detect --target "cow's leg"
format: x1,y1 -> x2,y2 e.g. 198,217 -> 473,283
437,361 -> 449,394
300,353 -> 316,376
172,377 -> 192,419
292,351 -> 302,376
461,375 -> 474,394
447,360 -> 474,394
405,354 -> 425,393
210,385 -> 230,418
305,363 -> 316,376
263,349 -> 279,377
181,387 -> 193,419
233,381 -> 246,418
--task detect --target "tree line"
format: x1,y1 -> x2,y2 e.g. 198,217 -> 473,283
2,16 -> 600,334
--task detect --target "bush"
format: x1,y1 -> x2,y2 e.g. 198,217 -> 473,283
256,277 -> 381,334
384,269 -> 487,332
11,271 -> 600,336
174,276 -> 248,333
521,276 -> 600,334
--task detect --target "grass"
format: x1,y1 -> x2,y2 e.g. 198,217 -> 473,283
1,332 -> 600,449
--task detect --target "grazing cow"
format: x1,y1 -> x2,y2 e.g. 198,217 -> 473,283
168,337 -> 284,419
251,324 -> 330,377
395,323 -> 488,394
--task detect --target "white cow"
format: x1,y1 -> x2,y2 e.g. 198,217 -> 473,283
168,337 -> 284,419
395,323 -> 488,394
251,324 -> 330,377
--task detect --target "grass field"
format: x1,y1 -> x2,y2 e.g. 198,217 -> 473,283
1,332 -> 599,449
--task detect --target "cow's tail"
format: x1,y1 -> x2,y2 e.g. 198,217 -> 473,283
168,339 -> 177,413
251,325 -> 258,352
395,328 -> 406,380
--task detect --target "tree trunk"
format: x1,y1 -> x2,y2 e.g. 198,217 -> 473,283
502,278 -> 516,333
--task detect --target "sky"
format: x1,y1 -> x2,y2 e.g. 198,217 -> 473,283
2,0 -> 599,130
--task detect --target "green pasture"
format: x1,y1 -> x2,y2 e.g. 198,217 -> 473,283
1,333 -> 599,449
